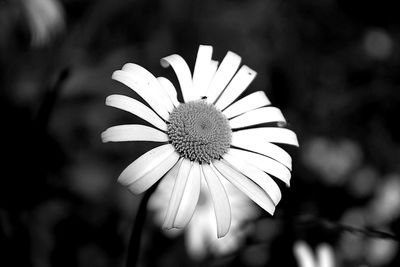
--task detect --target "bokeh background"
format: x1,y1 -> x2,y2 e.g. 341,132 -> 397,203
1,0 -> 400,266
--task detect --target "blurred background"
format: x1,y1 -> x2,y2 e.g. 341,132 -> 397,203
1,0 -> 400,266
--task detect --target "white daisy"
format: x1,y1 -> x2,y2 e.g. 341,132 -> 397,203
149,171 -> 259,259
102,45 -> 298,237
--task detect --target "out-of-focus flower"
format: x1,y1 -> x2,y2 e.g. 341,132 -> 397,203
365,238 -> 399,267
368,174 -> 400,225
21,0 -> 65,46
66,159 -> 112,202
346,165 -> 379,198
293,241 -> 335,267
149,171 -> 259,259
363,28 -> 393,61
302,137 -> 362,185
102,45 -> 298,237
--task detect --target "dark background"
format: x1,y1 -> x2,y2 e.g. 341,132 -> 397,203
1,0 -> 400,266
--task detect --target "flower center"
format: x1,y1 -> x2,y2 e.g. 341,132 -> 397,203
167,100 -> 232,163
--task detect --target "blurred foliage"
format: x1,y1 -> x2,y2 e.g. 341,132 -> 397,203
1,0 -> 400,266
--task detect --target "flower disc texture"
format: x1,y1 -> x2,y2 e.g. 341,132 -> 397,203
102,45 -> 299,237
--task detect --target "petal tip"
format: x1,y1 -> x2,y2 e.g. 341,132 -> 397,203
160,57 -> 172,68
217,226 -> 230,238
100,130 -> 109,143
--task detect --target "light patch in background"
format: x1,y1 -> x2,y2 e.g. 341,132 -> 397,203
346,165 -> 379,198
21,0 -> 65,47
302,137 -> 363,185
338,206 -> 399,266
365,238 -> 399,267
363,28 -> 393,60
66,160 -> 113,202
368,174 -> 400,225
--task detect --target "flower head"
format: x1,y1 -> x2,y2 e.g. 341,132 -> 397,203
102,45 -> 298,237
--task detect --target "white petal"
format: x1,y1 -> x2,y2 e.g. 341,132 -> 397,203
160,54 -> 193,102
112,69 -> 170,120
229,107 -> 286,129
223,151 -> 282,205
316,244 -> 335,267
229,148 -> 291,186
101,125 -> 168,143
192,45 -> 213,100
223,91 -> 271,119
201,164 -> 231,238
215,65 -> 257,110
151,158 -> 182,212
106,94 -> 167,131
157,77 -> 180,107
197,60 -> 219,98
233,127 -> 299,146
117,144 -> 175,186
121,64 -> 174,113
206,51 -> 241,104
294,241 -> 317,267
174,161 -> 201,228
213,160 -> 275,214
128,151 -> 180,194
231,132 -> 292,170
163,159 -> 192,229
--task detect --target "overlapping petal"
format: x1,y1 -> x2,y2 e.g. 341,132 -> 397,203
128,152 -> 180,194
229,148 -> 291,186
222,91 -> 271,118
206,51 -> 241,103
213,160 -> 276,214
106,94 -> 167,131
161,54 -> 193,102
223,151 -> 282,205
201,164 -> 231,238
118,144 -> 177,186
229,107 -> 286,129
173,162 -> 201,228
215,65 -> 257,110
233,127 -> 299,146
157,77 -> 180,107
231,133 -> 292,170
112,67 -> 170,120
120,63 -> 175,111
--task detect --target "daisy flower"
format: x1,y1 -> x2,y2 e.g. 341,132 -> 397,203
149,171 -> 259,259
293,241 -> 335,267
102,45 -> 298,237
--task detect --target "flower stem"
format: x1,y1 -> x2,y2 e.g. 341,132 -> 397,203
126,184 -> 158,267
